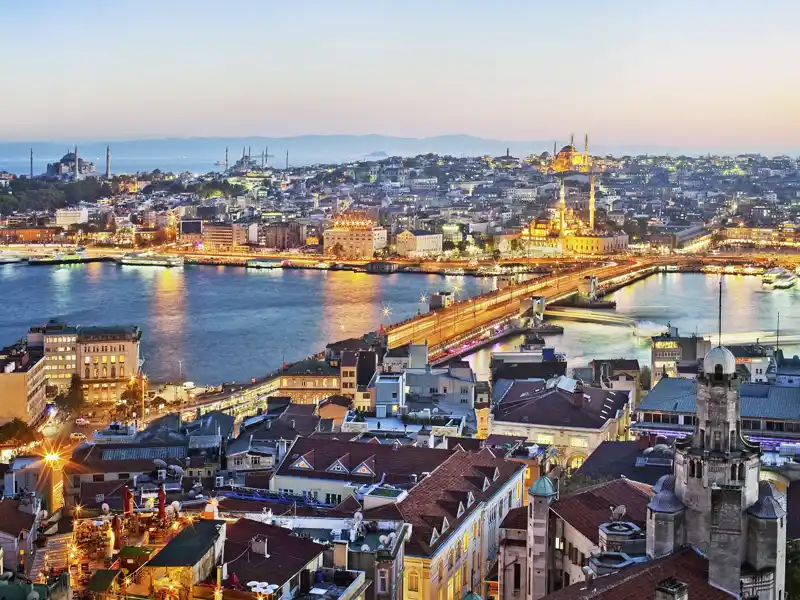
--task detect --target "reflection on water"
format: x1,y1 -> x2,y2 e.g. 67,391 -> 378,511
4,267 -> 798,385
464,273 -> 800,380
1,264 -> 483,384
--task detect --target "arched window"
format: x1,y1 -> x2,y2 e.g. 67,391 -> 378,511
408,571 -> 419,592
697,462 -> 703,478
738,463 -> 745,481
689,461 -> 695,478
449,548 -> 454,569
730,464 -> 738,480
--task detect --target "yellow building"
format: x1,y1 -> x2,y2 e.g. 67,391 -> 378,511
565,232 -> 629,254
278,358 -> 341,405
0,344 -> 47,425
551,135 -> 589,174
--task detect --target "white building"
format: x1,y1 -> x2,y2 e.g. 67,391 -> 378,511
409,177 -> 438,191
55,207 -> 89,227
395,230 -> 443,257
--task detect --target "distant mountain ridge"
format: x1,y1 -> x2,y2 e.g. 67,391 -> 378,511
0,134 -> 794,166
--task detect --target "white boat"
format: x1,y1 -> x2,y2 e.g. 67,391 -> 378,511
0,254 -> 24,264
443,268 -> 465,276
773,271 -> 797,289
762,267 -> 785,284
119,252 -> 184,267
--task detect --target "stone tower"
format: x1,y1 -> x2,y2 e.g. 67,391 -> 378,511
647,345 -> 787,599
527,476 -> 557,600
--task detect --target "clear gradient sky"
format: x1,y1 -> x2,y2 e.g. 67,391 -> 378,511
2,0 -> 798,152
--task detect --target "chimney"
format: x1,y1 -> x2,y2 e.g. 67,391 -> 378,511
250,537 -> 269,556
291,419 -> 296,430
332,540 -> 349,570
654,578 -> 688,600
571,389 -> 585,410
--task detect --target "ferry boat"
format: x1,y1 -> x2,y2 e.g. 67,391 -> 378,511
28,247 -> 89,265
762,267 -> 785,284
246,259 -> 282,270
119,252 -> 184,267
772,271 -> 797,289
313,261 -> 331,270
0,254 -> 25,264
443,268 -> 465,276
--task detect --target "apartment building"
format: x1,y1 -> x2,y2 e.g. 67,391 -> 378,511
395,230 -> 443,257
0,343 -> 47,425
77,326 -> 141,404
202,223 -> 247,250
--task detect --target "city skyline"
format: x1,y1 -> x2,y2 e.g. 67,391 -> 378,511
3,0 -> 799,153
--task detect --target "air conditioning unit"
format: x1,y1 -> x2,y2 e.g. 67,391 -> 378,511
158,469 -> 167,480
215,476 -> 225,488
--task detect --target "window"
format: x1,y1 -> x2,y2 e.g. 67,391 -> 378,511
408,571 -> 419,592
536,434 -> 554,445
513,564 -> 521,591
250,456 -> 261,466
92,474 -> 104,483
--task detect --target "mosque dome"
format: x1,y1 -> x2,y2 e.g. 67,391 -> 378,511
552,144 -> 586,173
703,346 -> 737,376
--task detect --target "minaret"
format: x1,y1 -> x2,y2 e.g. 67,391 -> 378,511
589,164 -> 596,231
583,134 -> 589,172
570,133 -> 574,147
265,146 -> 269,168
285,149 -> 289,170
225,146 -> 228,170
105,145 -> 111,179
261,148 -> 265,169
559,175 -> 566,238
29,148 -> 33,179
74,145 -> 79,179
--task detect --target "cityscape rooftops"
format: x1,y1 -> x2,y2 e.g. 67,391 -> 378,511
284,358 -> 339,376
147,519 -> 226,567
573,440 -> 673,486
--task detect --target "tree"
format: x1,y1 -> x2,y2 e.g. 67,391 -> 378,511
442,241 -> 456,252
492,249 -> 502,261
640,365 -> 652,390
330,243 -> 345,257
786,540 -> 800,599
55,375 -> 84,413
0,418 -> 42,445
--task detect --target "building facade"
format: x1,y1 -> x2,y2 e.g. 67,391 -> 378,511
0,343 -> 47,425
202,223 -> 247,250
324,213 -> 388,258
77,326 -> 142,404
395,230 -> 443,257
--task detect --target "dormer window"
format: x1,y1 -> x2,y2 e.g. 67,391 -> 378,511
457,502 -> 465,518
290,456 -> 313,470
441,517 -> 449,533
467,491 -> 475,507
430,528 -> 439,545
493,467 -> 500,481
482,477 -> 491,491
326,460 -> 348,474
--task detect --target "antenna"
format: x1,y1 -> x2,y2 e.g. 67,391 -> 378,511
777,311 -> 780,355
717,277 -> 723,347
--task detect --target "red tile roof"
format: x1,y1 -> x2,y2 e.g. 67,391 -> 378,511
0,499 -> 36,537
500,506 -> 527,530
275,437 -> 453,486
550,479 -> 651,545
224,519 -> 325,589
541,548 -> 734,600
393,448 -> 525,557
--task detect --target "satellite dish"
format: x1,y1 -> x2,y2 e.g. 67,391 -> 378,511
379,535 -> 388,545
153,459 -> 167,467
354,511 -> 363,522
101,503 -> 110,514
171,501 -> 180,512
27,592 -> 39,600
360,544 -> 370,552
611,505 -> 626,521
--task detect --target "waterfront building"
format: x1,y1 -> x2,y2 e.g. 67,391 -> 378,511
76,326 -> 142,404
26,320 -> 78,391
395,229 -> 443,257
0,342 -> 47,425
279,358 -> 341,405
323,212 -> 388,258
55,207 -> 89,227
201,222 -> 247,250
490,377 -> 632,472
0,226 -> 62,244
651,326 -> 711,384
564,232 -> 628,254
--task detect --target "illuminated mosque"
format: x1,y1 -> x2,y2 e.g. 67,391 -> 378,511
520,135 -> 627,255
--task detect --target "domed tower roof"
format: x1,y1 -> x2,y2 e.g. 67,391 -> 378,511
748,495 -> 786,520
703,346 -> 736,377
647,489 -> 684,514
528,475 -> 557,497
652,474 -> 675,494
463,591 -> 483,600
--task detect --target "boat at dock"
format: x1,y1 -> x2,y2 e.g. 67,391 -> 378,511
772,270 -> 797,289
246,259 -> 282,270
0,253 -> 25,264
762,267 -> 785,284
119,252 -> 184,267
28,247 -> 89,265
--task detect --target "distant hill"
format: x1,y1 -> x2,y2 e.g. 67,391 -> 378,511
0,135 -> 792,166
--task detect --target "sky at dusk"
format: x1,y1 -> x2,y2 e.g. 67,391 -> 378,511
2,0 -> 798,152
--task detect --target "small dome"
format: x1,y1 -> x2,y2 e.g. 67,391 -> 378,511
759,480 -> 779,499
463,592 -> 483,600
652,474 -> 675,494
528,476 -> 557,497
647,490 -> 684,514
748,495 -> 786,520
703,346 -> 737,376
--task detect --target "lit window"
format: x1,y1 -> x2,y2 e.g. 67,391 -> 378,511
536,434 -> 554,445
569,437 -> 588,448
